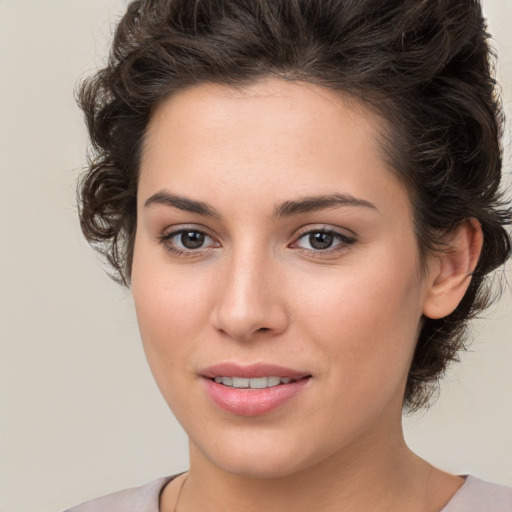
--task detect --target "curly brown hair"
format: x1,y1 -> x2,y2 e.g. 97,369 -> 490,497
77,0 -> 511,411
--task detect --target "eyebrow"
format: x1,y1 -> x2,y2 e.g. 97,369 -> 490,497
274,193 -> 378,217
144,190 -> 378,218
145,191 -> 220,218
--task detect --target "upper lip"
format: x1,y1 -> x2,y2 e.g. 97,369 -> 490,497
201,362 -> 310,380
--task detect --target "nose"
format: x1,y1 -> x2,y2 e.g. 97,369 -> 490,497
211,250 -> 289,342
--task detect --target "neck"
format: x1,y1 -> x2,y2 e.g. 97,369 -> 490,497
171,423 -> 458,512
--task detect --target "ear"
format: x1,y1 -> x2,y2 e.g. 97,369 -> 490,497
422,218 -> 483,320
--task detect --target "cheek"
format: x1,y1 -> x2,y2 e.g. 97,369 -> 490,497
134,273 -> 207,334
293,250 -> 424,381
130,247 -> 213,382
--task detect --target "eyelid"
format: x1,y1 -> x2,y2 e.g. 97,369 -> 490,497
293,224 -> 357,241
161,224 -> 213,238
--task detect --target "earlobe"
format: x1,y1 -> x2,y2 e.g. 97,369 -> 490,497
422,218 -> 483,320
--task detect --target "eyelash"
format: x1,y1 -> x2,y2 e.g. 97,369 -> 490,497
159,226 -> 356,257
291,228 -> 356,256
159,228 -> 219,256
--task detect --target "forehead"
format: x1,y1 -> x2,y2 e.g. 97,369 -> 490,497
139,79 -> 410,219
143,79 -> 382,165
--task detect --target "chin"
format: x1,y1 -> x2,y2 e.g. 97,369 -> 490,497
213,454 -> 307,480
189,428 -> 329,480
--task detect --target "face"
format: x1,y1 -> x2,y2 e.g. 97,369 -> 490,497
132,79 -> 433,478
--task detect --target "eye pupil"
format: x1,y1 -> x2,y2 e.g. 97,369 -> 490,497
309,232 -> 334,250
181,231 -> 205,249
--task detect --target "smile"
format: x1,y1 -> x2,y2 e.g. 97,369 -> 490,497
213,376 -> 293,388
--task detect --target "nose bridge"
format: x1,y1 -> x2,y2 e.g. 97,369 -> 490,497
213,241 -> 287,340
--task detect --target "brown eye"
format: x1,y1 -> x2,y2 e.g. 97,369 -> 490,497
180,231 -> 205,249
293,229 -> 356,253
308,232 -> 334,250
161,228 -> 219,255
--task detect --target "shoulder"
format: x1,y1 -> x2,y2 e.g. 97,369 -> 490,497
63,476 -> 175,512
442,475 -> 512,512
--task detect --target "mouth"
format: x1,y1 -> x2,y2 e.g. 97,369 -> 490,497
201,363 -> 312,416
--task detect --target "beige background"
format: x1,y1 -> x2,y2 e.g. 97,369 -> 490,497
0,1 -> 511,511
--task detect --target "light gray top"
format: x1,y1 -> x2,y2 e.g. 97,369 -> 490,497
64,475 -> 512,511
440,475 -> 512,511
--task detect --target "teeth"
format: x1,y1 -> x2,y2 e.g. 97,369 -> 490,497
249,377 -> 267,389
213,376 -> 294,388
232,377 -> 250,388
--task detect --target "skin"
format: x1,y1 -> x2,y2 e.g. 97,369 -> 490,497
131,79 -> 482,511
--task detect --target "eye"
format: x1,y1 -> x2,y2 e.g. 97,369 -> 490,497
160,228 -> 219,255
292,228 -> 356,253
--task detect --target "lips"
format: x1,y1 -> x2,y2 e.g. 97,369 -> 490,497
201,363 -> 311,416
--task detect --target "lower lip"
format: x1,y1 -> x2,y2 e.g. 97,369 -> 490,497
203,378 -> 310,416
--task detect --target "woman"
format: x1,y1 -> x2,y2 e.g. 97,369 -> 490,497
68,0 -> 512,510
